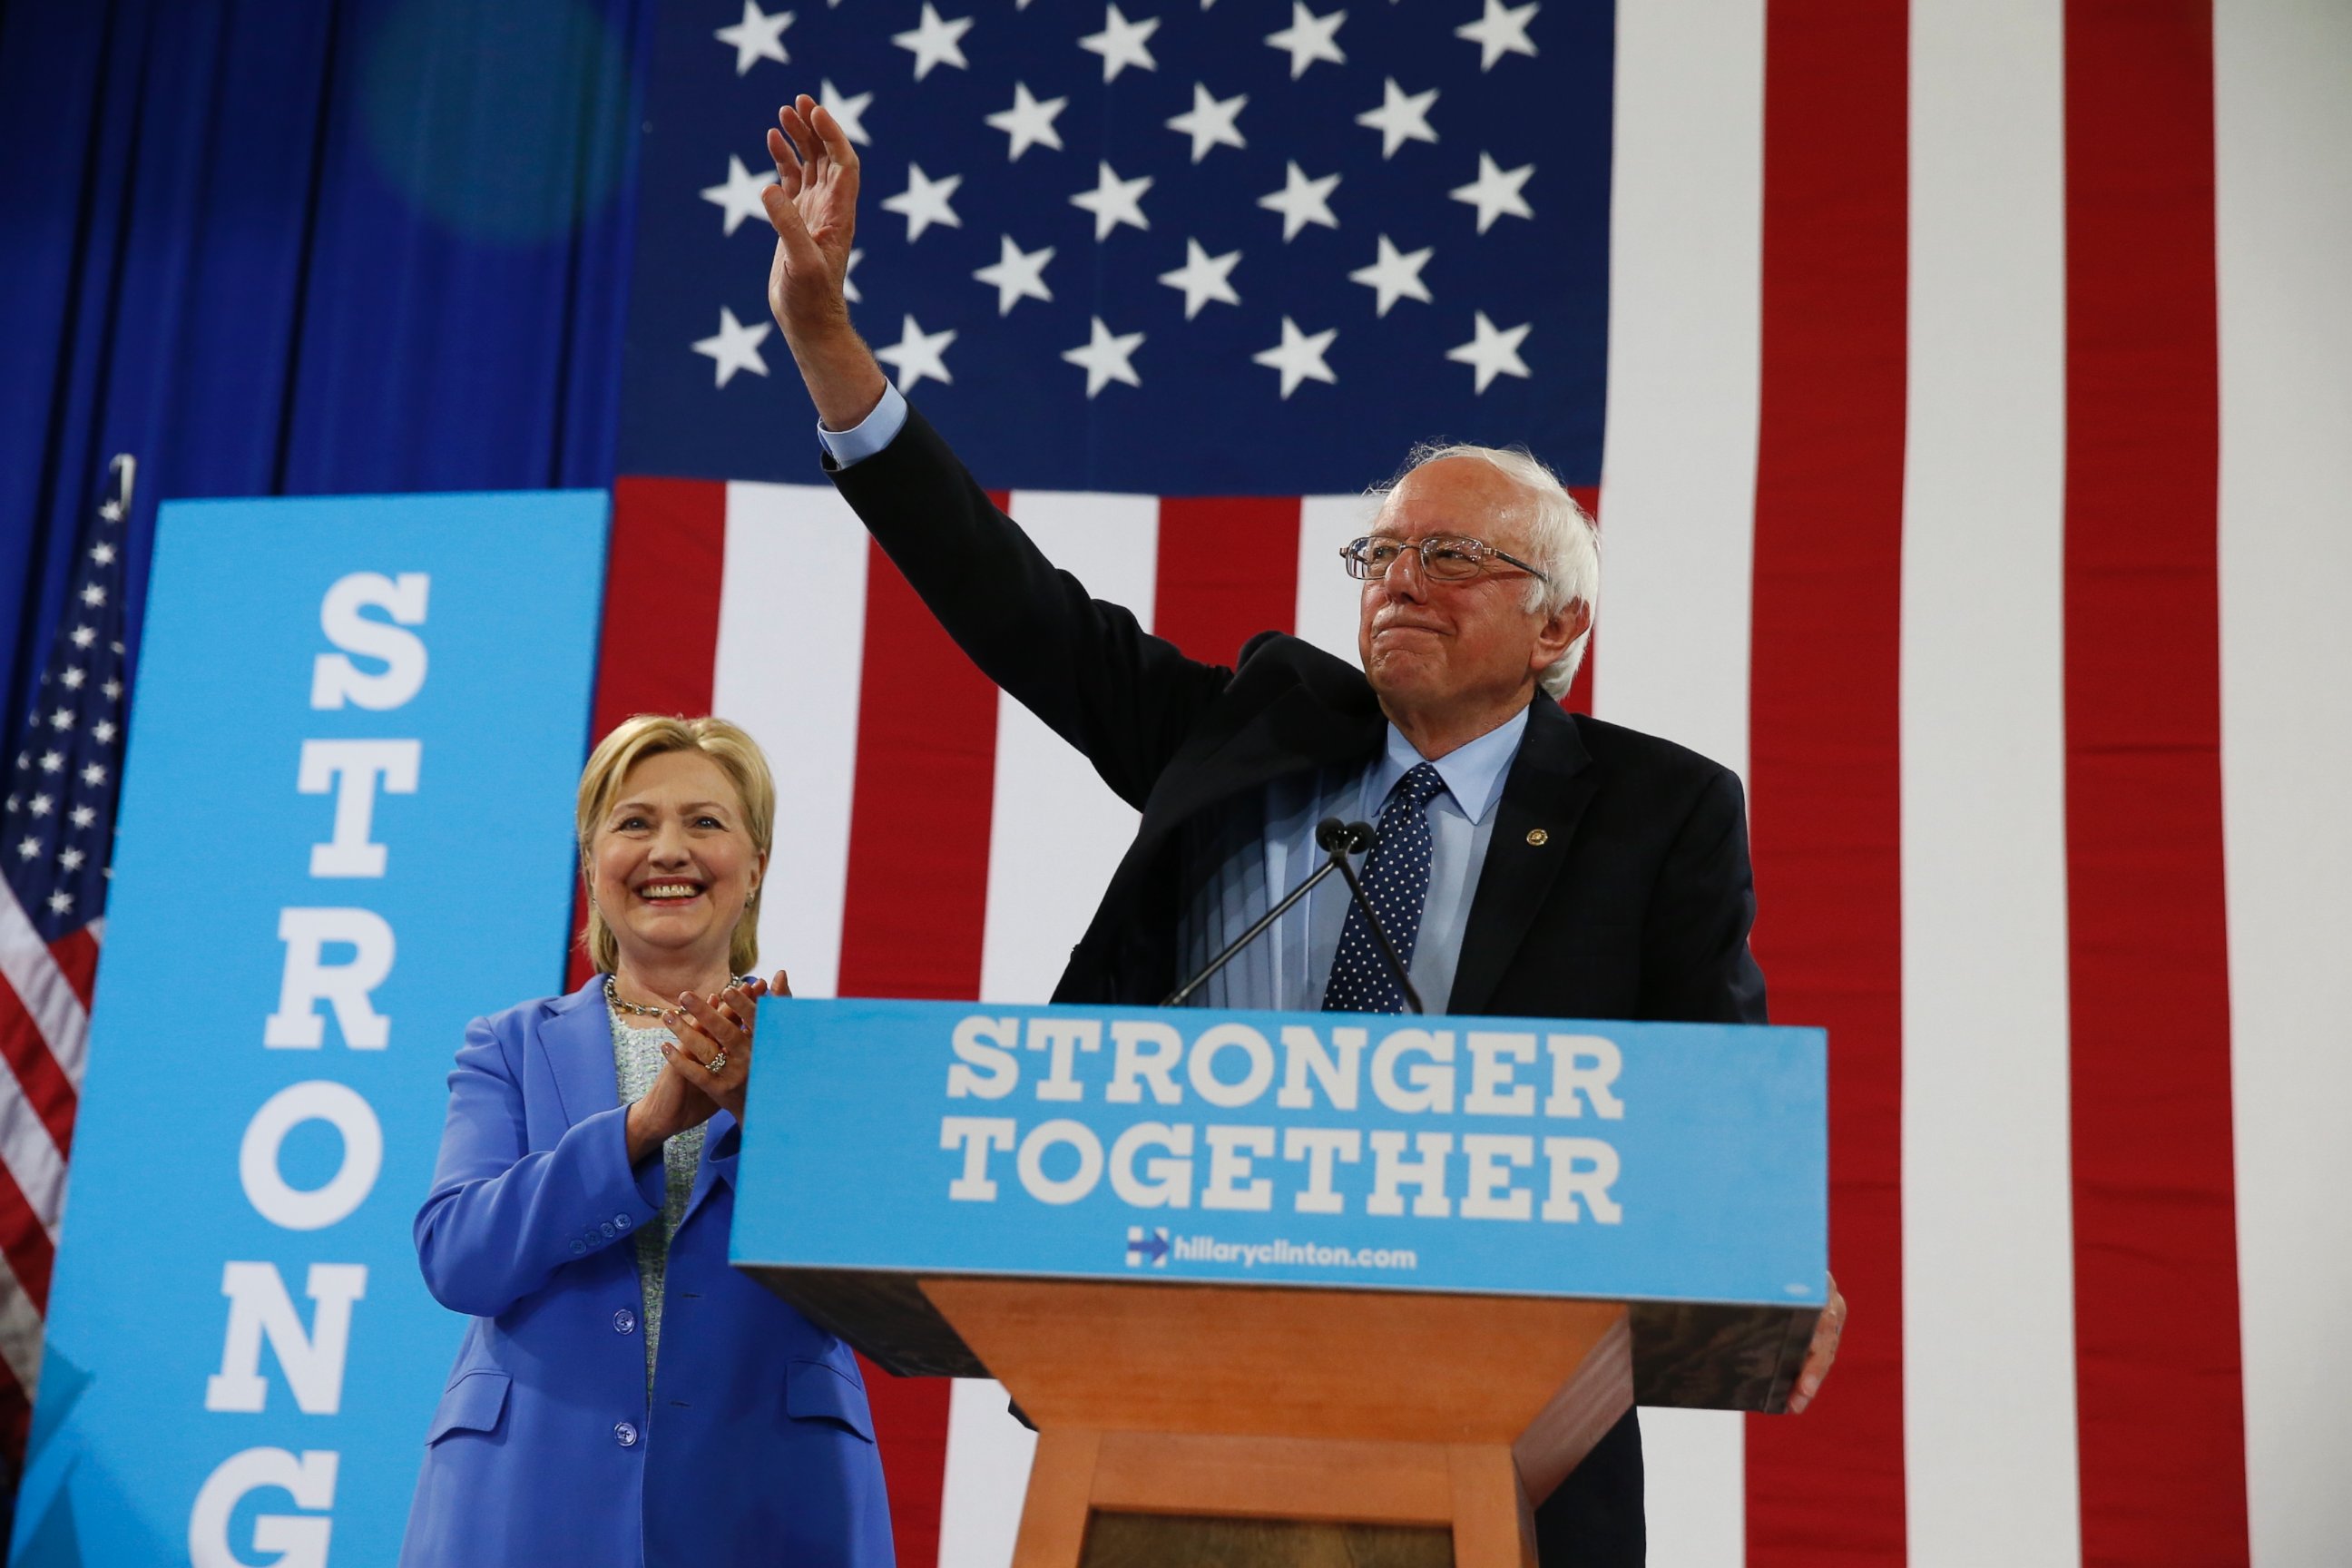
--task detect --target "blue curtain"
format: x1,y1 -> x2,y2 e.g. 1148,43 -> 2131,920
0,0 -> 648,1521
0,0 -> 650,731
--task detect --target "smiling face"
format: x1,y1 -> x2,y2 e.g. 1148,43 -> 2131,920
1357,456 -> 1581,730
588,749 -> 763,982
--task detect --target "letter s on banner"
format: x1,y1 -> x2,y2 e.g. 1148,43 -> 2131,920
189,1447 -> 338,1568
240,1082 -> 383,1230
946,1015 -> 1021,1100
310,572 -> 429,710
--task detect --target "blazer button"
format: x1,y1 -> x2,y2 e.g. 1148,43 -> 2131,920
614,1420 -> 640,1448
613,1308 -> 637,1335
600,1220 -> 616,1238
614,1213 -> 632,1231
569,1240 -> 586,1257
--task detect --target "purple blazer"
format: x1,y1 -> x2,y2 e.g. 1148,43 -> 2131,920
398,977 -> 894,1568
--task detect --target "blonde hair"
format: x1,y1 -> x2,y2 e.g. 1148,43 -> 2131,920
576,715 -> 776,976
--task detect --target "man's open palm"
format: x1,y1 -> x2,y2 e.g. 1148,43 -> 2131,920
763,95 -> 860,340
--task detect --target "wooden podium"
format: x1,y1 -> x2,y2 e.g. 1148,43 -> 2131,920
731,1000 -> 1828,1567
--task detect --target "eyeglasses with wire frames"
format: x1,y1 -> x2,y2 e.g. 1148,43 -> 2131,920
1339,534 -> 1552,584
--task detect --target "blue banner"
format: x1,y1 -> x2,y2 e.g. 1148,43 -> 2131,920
12,494 -> 607,1567
736,1000 -> 1828,1308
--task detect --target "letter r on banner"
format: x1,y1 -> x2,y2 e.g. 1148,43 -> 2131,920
265,908 -> 395,1048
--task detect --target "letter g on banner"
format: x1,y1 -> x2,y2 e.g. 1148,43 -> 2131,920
240,1082 -> 383,1230
189,1447 -> 338,1568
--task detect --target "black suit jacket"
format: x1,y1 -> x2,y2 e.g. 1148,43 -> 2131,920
829,407 -> 1769,1567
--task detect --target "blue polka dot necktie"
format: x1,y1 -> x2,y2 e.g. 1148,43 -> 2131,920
1321,762 -> 1448,1014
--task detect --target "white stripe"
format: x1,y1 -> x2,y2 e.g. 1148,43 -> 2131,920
976,493 -> 1159,1007
1293,494 -> 1377,666
1593,0 -> 1765,1558
0,1052 -> 64,1240
1592,0 -> 1762,785
947,492 -> 1159,1566
2215,4 -> 2352,1562
0,877 -> 88,1085
0,1248 -> 44,1395
936,1377 -> 1039,1568
711,482 -> 869,1000
1898,2 -> 2082,1562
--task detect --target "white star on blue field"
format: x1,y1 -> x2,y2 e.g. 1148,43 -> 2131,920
621,0 -> 1616,495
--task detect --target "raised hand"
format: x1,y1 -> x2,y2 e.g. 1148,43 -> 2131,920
760,97 -> 889,432
763,96 -> 861,344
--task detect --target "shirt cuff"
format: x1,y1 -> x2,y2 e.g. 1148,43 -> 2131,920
817,381 -> 909,467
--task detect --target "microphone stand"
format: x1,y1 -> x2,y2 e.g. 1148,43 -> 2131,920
1161,818 -> 1424,1014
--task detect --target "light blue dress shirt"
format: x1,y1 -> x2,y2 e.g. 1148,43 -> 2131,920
1178,708 -> 1527,1014
818,383 -> 911,466
820,382 -> 1529,1013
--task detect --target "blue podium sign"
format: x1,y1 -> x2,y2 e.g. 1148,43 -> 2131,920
11,494 -> 605,1568
735,1000 -> 1827,1309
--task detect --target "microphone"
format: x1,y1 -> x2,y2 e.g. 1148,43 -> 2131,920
1316,817 -> 1376,855
1320,819 -> 1424,1014
1161,818 -> 1368,1007
1161,817 -> 1423,1014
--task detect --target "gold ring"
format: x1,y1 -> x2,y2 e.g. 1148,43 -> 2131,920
705,1051 -> 730,1073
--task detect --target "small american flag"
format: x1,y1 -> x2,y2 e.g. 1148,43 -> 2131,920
0,456 -> 134,1463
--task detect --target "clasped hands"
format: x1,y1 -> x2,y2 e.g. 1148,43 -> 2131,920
623,971 -> 788,1164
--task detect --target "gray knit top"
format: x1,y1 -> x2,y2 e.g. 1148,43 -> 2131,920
609,1011 -> 706,1397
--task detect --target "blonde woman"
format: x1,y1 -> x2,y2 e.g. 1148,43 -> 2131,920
399,716 -> 891,1567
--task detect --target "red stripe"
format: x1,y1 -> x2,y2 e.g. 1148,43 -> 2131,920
0,985 -> 76,1154
590,477 -> 728,735
567,477 -> 729,991
834,535 -> 1000,1004
835,495 -> 1010,1567
2062,6 -> 2247,1563
0,1161 -> 53,1311
1744,3 -> 1909,1562
49,928 -> 96,1014
858,1350 -> 951,1563
1152,497 -> 1301,665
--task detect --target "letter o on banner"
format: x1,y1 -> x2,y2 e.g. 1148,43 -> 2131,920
1188,1023 -> 1276,1108
240,1083 -> 384,1231
1015,1119 -> 1105,1205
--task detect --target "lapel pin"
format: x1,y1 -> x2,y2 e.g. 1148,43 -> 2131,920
1525,828 -> 1550,847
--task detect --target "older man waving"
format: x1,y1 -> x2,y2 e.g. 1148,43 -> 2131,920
756,93 -> 1843,1568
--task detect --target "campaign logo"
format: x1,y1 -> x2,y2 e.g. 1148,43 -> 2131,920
1124,1226 -> 1171,1269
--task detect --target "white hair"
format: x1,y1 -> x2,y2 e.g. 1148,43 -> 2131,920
1372,442 -> 1600,697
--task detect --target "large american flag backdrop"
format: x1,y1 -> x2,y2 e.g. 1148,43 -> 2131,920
599,2 -> 2350,1565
